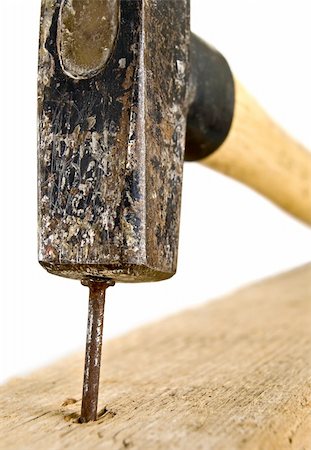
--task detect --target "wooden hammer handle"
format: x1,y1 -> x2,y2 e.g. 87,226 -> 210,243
200,81 -> 311,226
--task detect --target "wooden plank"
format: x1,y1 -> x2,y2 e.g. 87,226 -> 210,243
1,265 -> 311,450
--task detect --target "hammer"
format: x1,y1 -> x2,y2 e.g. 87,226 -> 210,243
38,0 -> 311,422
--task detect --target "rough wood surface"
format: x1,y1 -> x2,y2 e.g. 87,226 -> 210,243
203,81 -> 311,226
1,265 -> 311,450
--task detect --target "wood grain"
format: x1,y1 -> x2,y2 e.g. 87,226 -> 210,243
1,265 -> 311,450
202,81 -> 311,226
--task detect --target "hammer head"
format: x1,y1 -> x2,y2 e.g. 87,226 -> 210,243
38,0 -> 190,282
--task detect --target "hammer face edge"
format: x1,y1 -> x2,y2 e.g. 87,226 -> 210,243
38,0 -> 190,282
40,262 -> 175,283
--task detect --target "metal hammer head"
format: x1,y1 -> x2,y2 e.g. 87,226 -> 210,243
38,0 -> 234,282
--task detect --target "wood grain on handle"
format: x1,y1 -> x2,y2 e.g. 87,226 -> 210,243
201,81 -> 311,226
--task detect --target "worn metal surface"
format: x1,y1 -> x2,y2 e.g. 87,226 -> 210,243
57,0 -> 120,80
80,279 -> 114,423
38,0 -> 190,282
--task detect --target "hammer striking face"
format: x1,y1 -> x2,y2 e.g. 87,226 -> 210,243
38,0 -> 191,282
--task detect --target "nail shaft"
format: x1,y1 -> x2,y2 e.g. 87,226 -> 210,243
80,279 -> 114,423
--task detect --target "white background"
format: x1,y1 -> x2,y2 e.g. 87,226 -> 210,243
0,0 -> 310,384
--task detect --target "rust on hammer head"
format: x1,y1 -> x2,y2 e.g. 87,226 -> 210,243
38,0 -> 190,282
